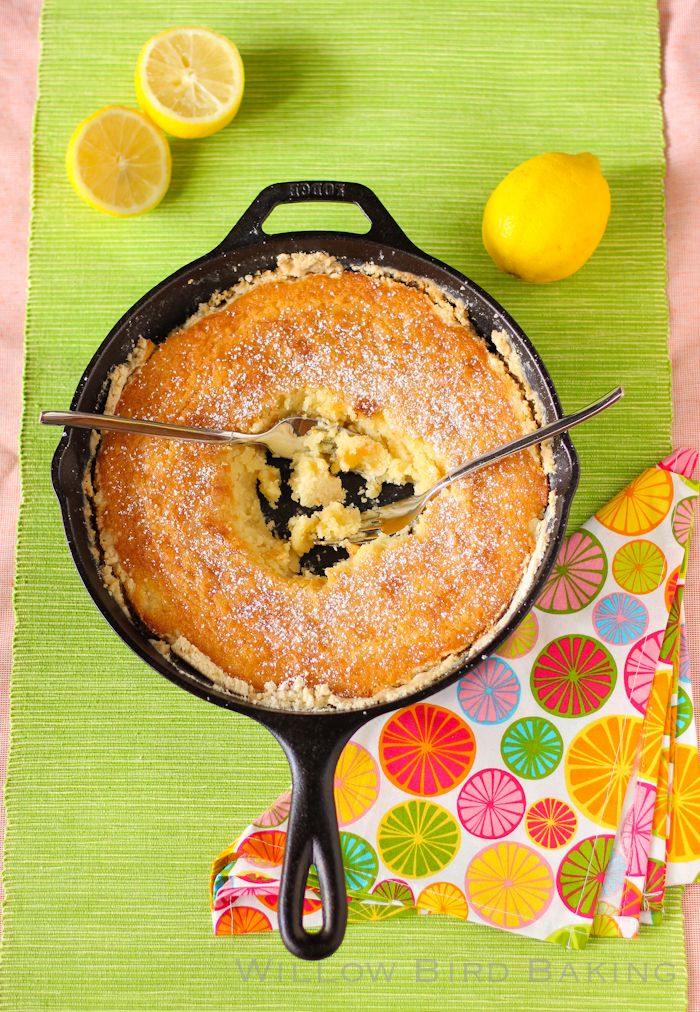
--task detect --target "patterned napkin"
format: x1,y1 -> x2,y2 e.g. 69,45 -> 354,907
211,451 -> 700,947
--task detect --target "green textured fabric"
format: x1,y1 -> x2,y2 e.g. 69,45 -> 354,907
4,0 -> 683,1009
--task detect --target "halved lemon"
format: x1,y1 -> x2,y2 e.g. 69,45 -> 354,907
135,27 -> 244,139
66,106 -> 171,217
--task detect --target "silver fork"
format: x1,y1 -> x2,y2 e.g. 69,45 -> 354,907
40,410 -> 356,460
319,387 -> 623,546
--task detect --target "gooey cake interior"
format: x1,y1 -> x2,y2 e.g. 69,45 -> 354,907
91,254 -> 551,709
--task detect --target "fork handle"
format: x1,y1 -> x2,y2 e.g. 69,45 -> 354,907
40,410 -> 239,445
430,387 -> 624,499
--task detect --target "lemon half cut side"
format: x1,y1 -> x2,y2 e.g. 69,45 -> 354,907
66,106 -> 171,217
135,26 -> 245,139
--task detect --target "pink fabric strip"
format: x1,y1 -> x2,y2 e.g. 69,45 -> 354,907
0,0 -> 698,1003
0,0 -> 40,923
660,1 -> 700,1002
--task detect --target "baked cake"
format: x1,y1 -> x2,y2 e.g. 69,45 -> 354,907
88,253 -> 551,709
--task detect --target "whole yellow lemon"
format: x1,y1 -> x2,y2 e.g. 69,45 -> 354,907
482,152 -> 611,283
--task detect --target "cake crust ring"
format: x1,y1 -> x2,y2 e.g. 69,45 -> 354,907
90,254 -> 554,709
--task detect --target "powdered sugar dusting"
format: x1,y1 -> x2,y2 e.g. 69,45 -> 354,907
90,254 -> 552,709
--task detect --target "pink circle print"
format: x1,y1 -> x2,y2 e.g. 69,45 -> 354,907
457,768 -> 526,839
679,623 -> 690,683
379,704 -> 476,796
537,529 -> 607,613
457,658 -> 521,725
531,635 -> 616,718
620,781 -> 656,877
660,448 -> 698,478
624,630 -> 665,713
672,497 -> 695,546
525,797 -> 578,849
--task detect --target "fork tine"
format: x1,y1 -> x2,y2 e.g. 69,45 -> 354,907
358,512 -> 382,531
345,529 -> 382,545
318,526 -> 382,549
315,497 -> 418,546
362,494 -> 423,523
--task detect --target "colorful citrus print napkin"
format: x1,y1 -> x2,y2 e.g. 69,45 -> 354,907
211,452 -> 700,947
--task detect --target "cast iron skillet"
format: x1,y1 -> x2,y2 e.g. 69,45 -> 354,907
50,180 -> 579,961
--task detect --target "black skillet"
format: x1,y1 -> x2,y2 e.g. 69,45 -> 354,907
50,180 -> 579,960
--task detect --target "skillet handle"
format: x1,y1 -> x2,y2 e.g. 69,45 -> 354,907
217,180 -> 420,253
262,713 -> 364,960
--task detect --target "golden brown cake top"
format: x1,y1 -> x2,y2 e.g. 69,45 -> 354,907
92,257 -> 550,708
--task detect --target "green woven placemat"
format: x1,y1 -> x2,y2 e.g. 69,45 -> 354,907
4,0 -> 683,1009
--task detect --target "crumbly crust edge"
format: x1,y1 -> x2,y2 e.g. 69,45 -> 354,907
85,251 -> 557,712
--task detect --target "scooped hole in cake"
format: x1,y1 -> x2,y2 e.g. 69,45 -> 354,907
228,386 -> 446,580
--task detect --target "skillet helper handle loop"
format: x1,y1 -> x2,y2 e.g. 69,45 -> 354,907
217,180 -> 420,252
